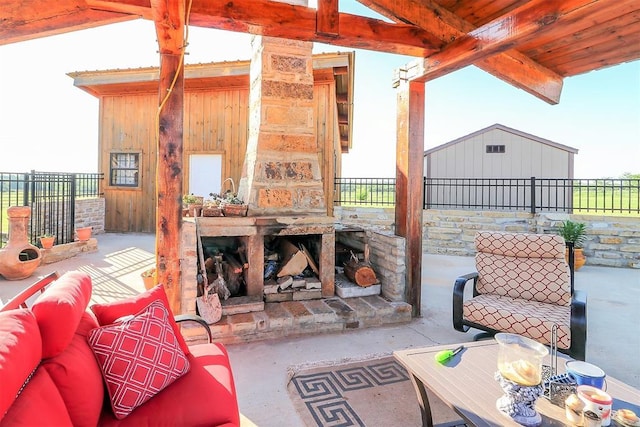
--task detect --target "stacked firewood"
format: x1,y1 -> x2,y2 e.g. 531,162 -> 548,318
202,246 -> 248,300
263,238 -> 321,295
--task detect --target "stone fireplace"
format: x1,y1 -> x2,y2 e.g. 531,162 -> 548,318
182,33 -> 336,316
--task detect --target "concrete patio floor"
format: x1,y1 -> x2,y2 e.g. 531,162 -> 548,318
1,232 -> 638,426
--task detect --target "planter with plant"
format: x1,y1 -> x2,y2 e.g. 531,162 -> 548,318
39,233 -> 55,249
202,196 -> 223,217
217,178 -> 248,217
556,220 -> 587,270
140,267 -> 156,290
183,194 -> 204,217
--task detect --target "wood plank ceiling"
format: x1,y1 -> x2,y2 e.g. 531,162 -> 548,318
3,0 -> 639,104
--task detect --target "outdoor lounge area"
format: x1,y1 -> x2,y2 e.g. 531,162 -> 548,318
1,232 -> 638,426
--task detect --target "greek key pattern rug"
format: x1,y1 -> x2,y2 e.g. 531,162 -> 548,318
287,355 -> 466,427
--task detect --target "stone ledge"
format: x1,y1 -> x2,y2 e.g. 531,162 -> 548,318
40,238 -> 98,265
181,295 -> 412,345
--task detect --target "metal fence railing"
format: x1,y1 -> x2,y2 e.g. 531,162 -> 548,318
333,177 -> 640,215
1,171 -> 104,247
334,177 -> 396,206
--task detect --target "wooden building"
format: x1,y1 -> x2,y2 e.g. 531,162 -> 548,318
424,123 -> 579,209
424,123 -> 578,179
69,52 -> 354,233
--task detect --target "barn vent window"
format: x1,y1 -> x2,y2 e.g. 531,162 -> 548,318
486,145 -> 506,153
110,153 -> 139,187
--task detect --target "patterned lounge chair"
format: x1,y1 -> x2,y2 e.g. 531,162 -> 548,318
453,231 -> 587,361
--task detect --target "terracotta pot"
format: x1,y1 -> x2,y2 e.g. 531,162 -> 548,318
141,269 -> 156,290
76,227 -> 92,241
565,248 -> 586,271
39,236 -> 55,249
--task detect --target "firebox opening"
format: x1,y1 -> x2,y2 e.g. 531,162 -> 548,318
263,234 -> 323,302
200,236 -> 248,300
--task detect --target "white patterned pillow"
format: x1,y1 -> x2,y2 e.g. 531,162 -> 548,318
87,300 -> 190,419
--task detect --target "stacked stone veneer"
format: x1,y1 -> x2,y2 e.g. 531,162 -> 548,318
75,198 -> 105,234
238,36 -> 325,216
334,207 -> 640,269
337,229 -> 406,302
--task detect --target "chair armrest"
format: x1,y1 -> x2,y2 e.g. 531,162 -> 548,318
570,290 -> 587,361
175,314 -> 213,344
453,272 -> 478,332
1,271 -> 60,312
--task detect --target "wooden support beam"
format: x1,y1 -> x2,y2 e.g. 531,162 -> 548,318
88,0 -> 443,57
415,0 -> 596,83
150,0 -> 185,315
358,0 -> 564,104
317,0 -> 339,37
395,79 -> 424,317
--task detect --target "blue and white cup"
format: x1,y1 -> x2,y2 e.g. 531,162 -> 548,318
565,361 -> 607,390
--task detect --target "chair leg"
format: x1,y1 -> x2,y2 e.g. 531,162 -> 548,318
473,331 -> 495,341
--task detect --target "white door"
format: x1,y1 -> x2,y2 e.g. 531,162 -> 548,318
188,154 -> 222,198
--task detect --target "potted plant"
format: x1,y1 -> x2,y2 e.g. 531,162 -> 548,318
140,267 -> 157,290
218,178 -> 248,217
556,220 -> 587,270
183,194 -> 203,217
202,196 -> 222,217
39,233 -> 55,249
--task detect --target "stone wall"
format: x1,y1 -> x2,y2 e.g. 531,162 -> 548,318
334,206 -> 640,269
75,198 -> 105,234
336,228 -> 406,302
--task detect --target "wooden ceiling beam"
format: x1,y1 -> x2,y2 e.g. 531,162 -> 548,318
359,0 -> 564,104
317,0 -> 339,37
87,0 -> 443,57
0,0 -> 136,46
414,0 -> 599,84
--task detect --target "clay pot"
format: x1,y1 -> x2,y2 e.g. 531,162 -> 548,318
141,268 -> 156,290
39,235 -> 56,249
75,227 -> 92,241
565,248 -> 586,271
0,206 -> 42,280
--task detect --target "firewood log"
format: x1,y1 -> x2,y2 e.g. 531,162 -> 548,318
277,239 -> 308,277
343,252 -> 378,287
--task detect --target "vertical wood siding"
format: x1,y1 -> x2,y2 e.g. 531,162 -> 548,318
102,82 -> 337,232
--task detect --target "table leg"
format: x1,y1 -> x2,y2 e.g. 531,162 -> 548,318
409,373 -> 434,427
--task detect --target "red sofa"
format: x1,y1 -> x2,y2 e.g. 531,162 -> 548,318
0,271 -> 240,426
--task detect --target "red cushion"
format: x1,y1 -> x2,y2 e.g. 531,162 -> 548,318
0,368 -> 73,426
0,309 -> 41,421
90,284 -> 190,356
42,313 -> 104,427
88,300 -> 190,420
98,343 -> 240,427
31,271 -> 93,358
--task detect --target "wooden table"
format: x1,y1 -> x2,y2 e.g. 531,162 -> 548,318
394,341 -> 640,427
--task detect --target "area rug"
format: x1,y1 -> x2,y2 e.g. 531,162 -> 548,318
287,353 -> 466,427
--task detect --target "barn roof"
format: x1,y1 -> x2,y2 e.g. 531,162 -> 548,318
423,123 -> 579,156
69,51 -> 355,153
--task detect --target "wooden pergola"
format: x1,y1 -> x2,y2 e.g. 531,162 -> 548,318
3,0 -> 639,316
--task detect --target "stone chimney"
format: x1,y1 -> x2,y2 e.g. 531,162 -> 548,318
237,34 -> 326,216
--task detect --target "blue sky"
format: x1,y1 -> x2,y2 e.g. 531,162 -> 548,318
0,2 -> 638,178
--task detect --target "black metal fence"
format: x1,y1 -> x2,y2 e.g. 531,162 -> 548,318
333,177 -> 640,214
0,171 -> 103,247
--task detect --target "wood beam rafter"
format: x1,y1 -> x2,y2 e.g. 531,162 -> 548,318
317,0 -> 339,37
87,0 -> 443,57
415,0 -> 598,84
359,0 -> 564,104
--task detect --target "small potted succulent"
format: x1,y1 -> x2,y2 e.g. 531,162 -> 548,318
183,194 -> 204,217
202,196 -> 222,217
140,267 -> 157,290
218,178 -> 248,217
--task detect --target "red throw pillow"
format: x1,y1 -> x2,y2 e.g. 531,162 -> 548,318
87,300 -> 190,419
90,284 -> 190,355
